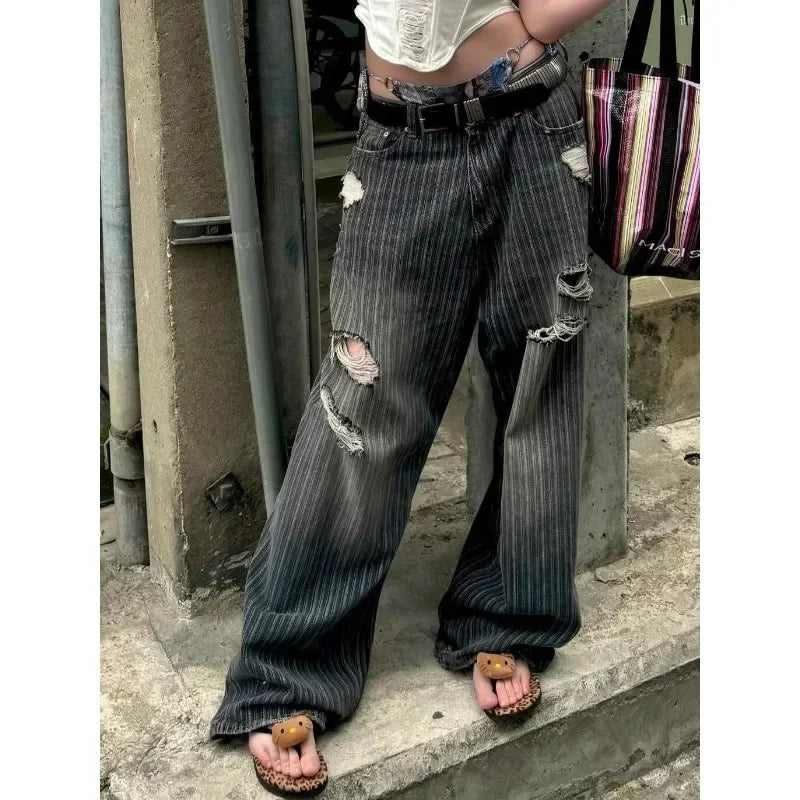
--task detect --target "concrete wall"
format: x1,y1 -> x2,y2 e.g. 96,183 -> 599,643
120,0 -> 265,611
628,281 -> 700,430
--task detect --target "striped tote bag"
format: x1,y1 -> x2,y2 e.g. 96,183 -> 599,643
581,0 -> 700,278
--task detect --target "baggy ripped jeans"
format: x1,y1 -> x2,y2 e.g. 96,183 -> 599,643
211,42 -> 592,738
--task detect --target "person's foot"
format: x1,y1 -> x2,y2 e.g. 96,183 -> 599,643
472,656 -> 531,711
249,721 -> 321,778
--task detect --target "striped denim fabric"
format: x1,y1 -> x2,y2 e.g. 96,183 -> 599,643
211,45 -> 592,739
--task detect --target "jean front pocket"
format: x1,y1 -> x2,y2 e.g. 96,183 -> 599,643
524,80 -> 585,136
353,112 -> 408,156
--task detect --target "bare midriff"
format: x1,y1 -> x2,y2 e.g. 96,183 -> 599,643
366,11 -> 546,102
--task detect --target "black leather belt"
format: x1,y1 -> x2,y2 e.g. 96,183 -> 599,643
366,82 -> 552,136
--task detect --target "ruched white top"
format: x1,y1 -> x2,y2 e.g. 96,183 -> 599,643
354,0 -> 519,72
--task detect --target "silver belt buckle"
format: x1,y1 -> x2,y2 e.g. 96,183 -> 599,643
417,102 -> 456,134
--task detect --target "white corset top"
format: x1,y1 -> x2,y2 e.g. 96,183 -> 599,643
354,0 -> 519,72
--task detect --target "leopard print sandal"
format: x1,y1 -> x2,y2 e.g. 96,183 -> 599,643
476,652 -> 542,719
252,714 -> 329,798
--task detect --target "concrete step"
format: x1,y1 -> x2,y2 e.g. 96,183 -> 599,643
101,418 -> 699,800
595,747 -> 699,800
628,277 -> 700,431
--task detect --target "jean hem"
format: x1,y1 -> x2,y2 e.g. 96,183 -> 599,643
209,706 -> 328,740
433,638 -> 557,674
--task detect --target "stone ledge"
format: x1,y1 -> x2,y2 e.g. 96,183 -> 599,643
630,276 -> 699,309
102,418 -> 699,799
628,276 -> 700,431
594,745 -> 699,800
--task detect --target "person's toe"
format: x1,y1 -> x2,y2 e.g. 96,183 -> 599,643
279,745 -> 291,775
508,678 -> 519,705
264,736 -> 281,770
515,659 -> 531,700
288,747 -> 303,778
248,732 -> 272,769
473,663 -> 499,710
299,733 -> 322,777
497,679 -> 512,707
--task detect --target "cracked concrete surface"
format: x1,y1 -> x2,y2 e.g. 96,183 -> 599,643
101,418 -> 699,799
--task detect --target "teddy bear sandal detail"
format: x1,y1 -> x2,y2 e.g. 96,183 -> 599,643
476,652 -> 542,719
252,714 -> 329,798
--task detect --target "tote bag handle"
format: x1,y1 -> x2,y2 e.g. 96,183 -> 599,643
621,0 -> 678,77
621,0 -> 700,80
691,0 -> 700,82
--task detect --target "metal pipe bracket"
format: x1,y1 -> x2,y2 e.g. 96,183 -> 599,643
104,422 -> 145,481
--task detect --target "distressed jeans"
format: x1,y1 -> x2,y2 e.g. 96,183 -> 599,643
211,43 -> 592,738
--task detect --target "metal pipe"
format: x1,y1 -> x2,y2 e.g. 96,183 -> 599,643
100,0 -> 148,565
288,0 -> 322,378
203,0 -> 287,512
246,0 -> 318,437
